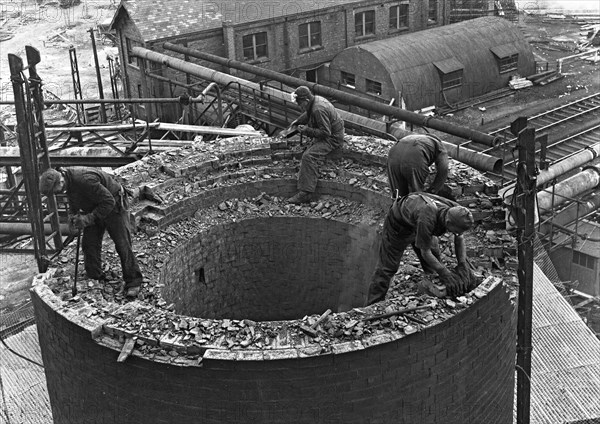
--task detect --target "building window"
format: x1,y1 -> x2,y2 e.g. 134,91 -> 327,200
366,79 -> 382,95
299,21 -> 322,50
341,71 -> 355,88
390,3 -> 409,29
428,0 -> 438,22
126,38 -> 142,66
441,70 -> 463,90
355,10 -> 375,37
498,54 -> 519,73
573,251 -> 595,270
434,58 -> 464,91
242,32 -> 268,61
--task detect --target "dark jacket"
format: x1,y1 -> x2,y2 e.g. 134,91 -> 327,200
390,193 -> 459,251
297,96 -> 345,147
61,167 -> 122,220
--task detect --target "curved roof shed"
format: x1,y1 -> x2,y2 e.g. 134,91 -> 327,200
329,17 -> 535,111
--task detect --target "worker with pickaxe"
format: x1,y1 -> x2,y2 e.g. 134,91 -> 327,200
287,86 -> 345,204
39,167 -> 144,298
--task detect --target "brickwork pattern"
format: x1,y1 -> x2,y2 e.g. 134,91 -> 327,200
32,279 -> 515,424
32,139 -> 516,423
161,217 -> 379,321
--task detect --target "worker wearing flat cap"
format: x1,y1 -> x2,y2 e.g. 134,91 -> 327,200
366,192 -> 474,305
387,134 -> 452,199
39,167 -> 144,298
287,86 -> 345,204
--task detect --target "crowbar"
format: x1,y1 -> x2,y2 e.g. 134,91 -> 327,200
72,229 -> 81,297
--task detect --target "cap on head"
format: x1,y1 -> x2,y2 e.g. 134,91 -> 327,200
293,86 -> 313,103
446,206 -> 474,233
39,169 -> 61,195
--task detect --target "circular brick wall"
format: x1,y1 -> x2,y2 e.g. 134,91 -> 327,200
32,138 -> 517,424
161,217 -> 379,321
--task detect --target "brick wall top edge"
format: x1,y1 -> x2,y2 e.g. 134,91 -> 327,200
31,269 -> 507,364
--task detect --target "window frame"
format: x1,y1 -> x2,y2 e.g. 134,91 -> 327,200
389,3 -> 409,30
440,70 -> 463,90
365,78 -> 382,96
428,0 -> 438,23
242,32 -> 268,61
498,53 -> 519,74
125,37 -> 142,67
340,71 -> 356,88
573,250 -> 595,270
299,21 -> 322,50
355,10 -> 376,37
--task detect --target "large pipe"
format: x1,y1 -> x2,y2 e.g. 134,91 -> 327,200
132,47 -> 502,173
0,222 -> 76,236
351,117 -> 502,173
541,192 -> 600,230
499,142 -> 600,199
537,166 -> 600,212
161,42 -> 499,147
536,142 -> 600,187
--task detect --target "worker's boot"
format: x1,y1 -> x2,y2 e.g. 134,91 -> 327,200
124,285 -> 141,298
288,190 -> 312,204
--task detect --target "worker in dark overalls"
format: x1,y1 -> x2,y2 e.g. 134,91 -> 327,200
39,167 -> 144,298
287,86 -> 345,204
387,134 -> 451,199
366,192 -> 474,305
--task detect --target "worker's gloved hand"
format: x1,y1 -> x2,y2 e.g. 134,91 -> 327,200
70,213 -> 95,230
456,261 -> 481,292
297,125 -> 307,134
439,269 -> 462,297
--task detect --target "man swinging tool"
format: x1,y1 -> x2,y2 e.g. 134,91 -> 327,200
366,192 -> 475,305
287,86 -> 345,204
39,167 -> 144,298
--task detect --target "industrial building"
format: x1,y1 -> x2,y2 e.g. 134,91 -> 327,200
551,219 -> 600,297
109,0 -> 505,121
328,16 -> 535,110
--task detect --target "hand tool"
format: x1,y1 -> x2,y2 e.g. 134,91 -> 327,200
362,303 -> 434,322
299,309 -> 332,337
72,228 -> 82,297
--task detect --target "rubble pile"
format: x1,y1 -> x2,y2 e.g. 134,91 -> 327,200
40,133 -> 517,362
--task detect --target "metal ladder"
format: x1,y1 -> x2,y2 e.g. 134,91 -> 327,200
69,46 -> 85,124
8,46 -> 64,272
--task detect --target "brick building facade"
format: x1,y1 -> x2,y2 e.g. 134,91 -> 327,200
109,0 -> 496,121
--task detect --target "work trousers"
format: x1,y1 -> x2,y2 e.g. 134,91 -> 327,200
297,140 -> 339,193
387,144 -> 430,197
82,201 -> 143,288
367,214 -> 414,305
366,213 -> 441,305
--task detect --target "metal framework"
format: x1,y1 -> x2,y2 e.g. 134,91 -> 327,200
6,47 -> 63,271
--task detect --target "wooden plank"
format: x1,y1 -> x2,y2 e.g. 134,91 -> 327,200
117,338 -> 136,362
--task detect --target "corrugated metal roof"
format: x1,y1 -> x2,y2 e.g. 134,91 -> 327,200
331,16 -> 535,109
528,263 -> 600,423
113,0 -> 356,42
0,325 -> 52,423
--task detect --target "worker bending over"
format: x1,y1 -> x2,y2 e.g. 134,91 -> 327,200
287,86 -> 345,204
367,193 -> 474,305
39,167 -> 144,298
387,134 -> 451,199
